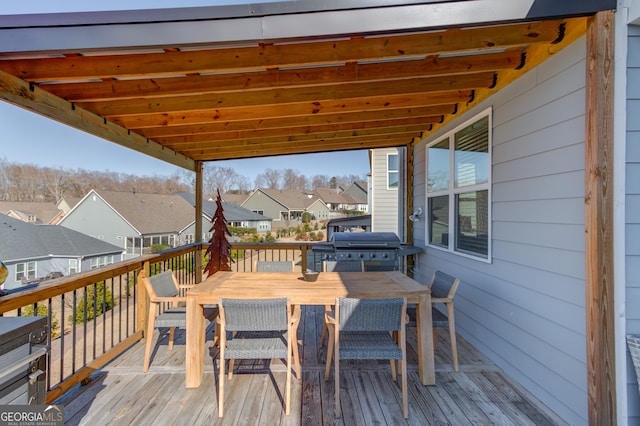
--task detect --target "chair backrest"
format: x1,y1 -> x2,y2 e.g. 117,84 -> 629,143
336,297 -> 405,332
255,260 -> 294,272
429,271 -> 460,299
145,270 -> 179,299
323,260 -> 364,272
220,298 -> 289,332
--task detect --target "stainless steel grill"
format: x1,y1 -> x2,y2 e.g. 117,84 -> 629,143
0,316 -> 48,405
314,232 -> 421,271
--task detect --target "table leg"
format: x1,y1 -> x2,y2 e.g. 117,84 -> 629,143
186,294 -> 205,388
416,293 -> 435,385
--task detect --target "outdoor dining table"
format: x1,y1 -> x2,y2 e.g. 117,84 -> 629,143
185,270 -> 435,388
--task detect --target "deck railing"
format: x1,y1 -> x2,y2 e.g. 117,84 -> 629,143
0,241 -> 321,403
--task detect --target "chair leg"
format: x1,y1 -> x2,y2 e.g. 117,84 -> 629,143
433,327 -> 439,350
389,359 -> 397,381
286,339 -> 292,414
291,326 -> 301,378
218,340 -> 225,417
168,327 -> 175,351
227,359 -> 235,380
400,357 -> 408,418
447,305 -> 459,372
334,334 -> 341,419
143,305 -> 156,373
324,325 -> 335,382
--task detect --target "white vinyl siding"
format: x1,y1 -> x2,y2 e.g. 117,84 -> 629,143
413,37 -> 588,425
371,148 -> 400,234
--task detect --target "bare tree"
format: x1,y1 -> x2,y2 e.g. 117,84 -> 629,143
255,168 -> 281,189
311,174 -> 330,189
282,168 -> 305,190
40,167 -> 74,203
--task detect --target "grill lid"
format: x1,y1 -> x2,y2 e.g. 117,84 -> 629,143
330,232 -> 401,249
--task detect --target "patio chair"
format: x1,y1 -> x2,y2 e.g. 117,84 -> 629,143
406,270 -> 461,371
320,260 -> 365,346
217,298 -> 300,417
254,260 -> 295,272
324,297 -> 408,419
141,269 -> 218,373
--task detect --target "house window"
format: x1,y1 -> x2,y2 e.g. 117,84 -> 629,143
185,234 -> 194,244
426,109 -> 491,259
126,237 -> 142,255
90,255 -> 114,270
16,261 -> 37,282
387,153 -> 399,189
69,259 -> 78,274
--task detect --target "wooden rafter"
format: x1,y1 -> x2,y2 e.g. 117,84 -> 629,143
0,17 -> 581,163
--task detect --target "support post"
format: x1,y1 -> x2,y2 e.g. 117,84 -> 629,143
195,161 -> 204,283
584,10 -> 615,426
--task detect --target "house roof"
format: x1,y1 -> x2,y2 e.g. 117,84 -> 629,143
0,1 -> 614,172
220,193 -> 250,205
313,188 -> 361,206
0,201 -> 63,224
93,190 -> 195,234
257,189 -> 326,210
176,192 -> 270,222
0,213 -> 122,262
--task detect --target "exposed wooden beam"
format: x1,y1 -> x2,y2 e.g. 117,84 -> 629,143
79,73 -> 496,117
113,90 -> 472,128
1,20 -> 565,81
137,105 -> 454,138
584,10 -> 615,426
43,50 -> 523,102
155,118 -> 438,145
188,136 -> 409,161
0,69 -> 196,171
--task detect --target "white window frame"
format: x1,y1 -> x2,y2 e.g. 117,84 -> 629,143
387,152 -> 399,190
425,108 -> 492,262
69,259 -> 79,274
16,261 -> 37,281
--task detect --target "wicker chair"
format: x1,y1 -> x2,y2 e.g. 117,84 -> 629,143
320,260 -> 365,346
324,297 -> 408,419
140,269 -> 218,373
406,270 -> 460,371
217,298 -> 300,417
627,335 -> 640,395
254,260 -> 294,272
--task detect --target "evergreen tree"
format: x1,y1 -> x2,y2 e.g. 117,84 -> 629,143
204,189 -> 232,276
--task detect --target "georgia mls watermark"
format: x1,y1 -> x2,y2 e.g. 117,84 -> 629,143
0,405 -> 63,426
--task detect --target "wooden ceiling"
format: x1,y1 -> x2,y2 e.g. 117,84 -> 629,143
0,16 -> 586,171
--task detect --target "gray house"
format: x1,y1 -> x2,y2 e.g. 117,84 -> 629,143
58,190 -> 196,259
0,213 -> 123,290
241,188 -> 331,226
176,192 -> 272,233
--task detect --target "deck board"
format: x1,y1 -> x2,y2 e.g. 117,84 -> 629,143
55,306 -> 568,425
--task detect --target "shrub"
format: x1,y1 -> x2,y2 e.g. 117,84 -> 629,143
22,304 -> 60,339
301,212 -> 311,223
315,231 -> 325,241
264,232 -> 276,242
151,244 -> 171,253
70,283 -> 115,324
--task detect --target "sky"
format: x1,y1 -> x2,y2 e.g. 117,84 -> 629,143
0,0 -> 371,184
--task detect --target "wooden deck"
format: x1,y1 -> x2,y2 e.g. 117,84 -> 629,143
57,306 -> 567,425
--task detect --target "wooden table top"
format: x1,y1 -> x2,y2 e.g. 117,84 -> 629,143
188,271 -> 430,305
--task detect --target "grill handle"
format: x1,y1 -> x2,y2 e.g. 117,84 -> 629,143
346,242 -> 390,247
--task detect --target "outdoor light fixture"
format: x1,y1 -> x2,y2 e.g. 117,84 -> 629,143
409,207 -> 423,222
